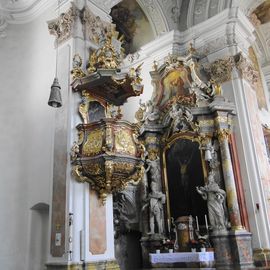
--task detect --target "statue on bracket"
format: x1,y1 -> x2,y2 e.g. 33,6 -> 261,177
148,181 -> 166,235
196,171 -> 229,231
140,155 -> 166,236
145,157 -> 162,186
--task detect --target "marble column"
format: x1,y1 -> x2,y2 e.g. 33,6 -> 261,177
211,112 -> 254,269
217,128 -> 243,230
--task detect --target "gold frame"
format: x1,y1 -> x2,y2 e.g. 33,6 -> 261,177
161,132 -> 208,232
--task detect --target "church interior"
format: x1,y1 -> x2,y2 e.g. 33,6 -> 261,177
1,0 -> 270,269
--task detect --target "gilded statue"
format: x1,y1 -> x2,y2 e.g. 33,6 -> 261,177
78,97 -> 89,124
129,63 -> 143,85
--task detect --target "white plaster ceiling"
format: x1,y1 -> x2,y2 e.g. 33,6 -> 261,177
0,0 -> 228,35
0,0 -> 37,10
0,0 -> 55,37
0,0 -> 269,67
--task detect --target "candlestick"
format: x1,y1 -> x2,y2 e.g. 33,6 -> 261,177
205,215 -> 208,230
167,218 -> 171,234
196,216 -> 199,231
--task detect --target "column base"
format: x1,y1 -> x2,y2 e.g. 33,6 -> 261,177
253,248 -> 270,267
46,260 -> 120,270
211,229 -> 254,269
140,234 -> 165,268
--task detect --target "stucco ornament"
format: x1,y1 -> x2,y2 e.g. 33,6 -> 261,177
168,103 -> 198,135
205,57 -> 234,84
0,13 -> 8,38
48,4 -> 77,43
82,6 -> 110,44
235,53 -> 259,87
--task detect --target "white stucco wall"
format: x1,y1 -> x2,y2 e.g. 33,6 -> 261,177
0,6 -> 56,270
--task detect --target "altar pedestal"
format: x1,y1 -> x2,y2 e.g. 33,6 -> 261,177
211,230 -> 254,269
149,251 -> 215,268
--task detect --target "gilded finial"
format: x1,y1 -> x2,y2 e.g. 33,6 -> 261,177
210,79 -> 222,95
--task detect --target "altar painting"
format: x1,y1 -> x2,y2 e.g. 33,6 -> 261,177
155,68 -> 192,107
165,139 -> 207,223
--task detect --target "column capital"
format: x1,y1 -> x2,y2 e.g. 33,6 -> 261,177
216,128 -> 231,142
47,3 -> 113,47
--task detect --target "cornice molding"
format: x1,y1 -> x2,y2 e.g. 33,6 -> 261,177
0,0 -> 71,38
88,0 -> 121,14
1,0 -> 55,24
122,7 -> 257,69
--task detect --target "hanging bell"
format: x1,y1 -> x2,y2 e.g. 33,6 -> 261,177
48,77 -> 62,108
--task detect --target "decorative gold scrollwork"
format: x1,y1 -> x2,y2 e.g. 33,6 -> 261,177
82,129 -> 104,156
72,165 -> 88,183
216,129 -> 230,141
72,120 -> 143,204
114,128 -> 136,155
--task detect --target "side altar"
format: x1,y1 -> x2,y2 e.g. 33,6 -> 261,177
115,47 -> 255,269
46,2 -> 255,269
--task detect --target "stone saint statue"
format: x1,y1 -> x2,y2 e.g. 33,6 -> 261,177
149,181 -> 166,235
196,172 -> 228,231
146,157 -> 161,185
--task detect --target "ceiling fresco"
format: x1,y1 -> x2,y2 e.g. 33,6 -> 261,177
253,0 -> 270,24
110,0 -> 154,54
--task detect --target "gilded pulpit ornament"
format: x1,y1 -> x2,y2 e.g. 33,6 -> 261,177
86,24 -> 124,73
70,23 -> 144,203
71,120 -> 144,203
72,33 -> 143,105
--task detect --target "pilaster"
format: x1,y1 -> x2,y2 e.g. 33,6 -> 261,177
197,6 -> 270,255
46,1 -> 119,269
